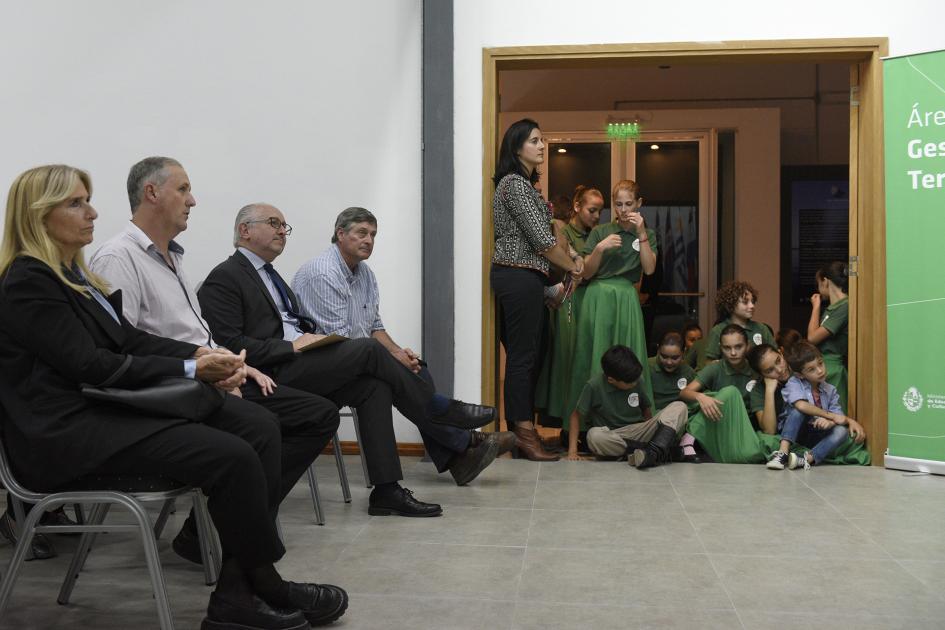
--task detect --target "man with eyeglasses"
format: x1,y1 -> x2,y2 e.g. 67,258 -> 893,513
199,203 -> 497,518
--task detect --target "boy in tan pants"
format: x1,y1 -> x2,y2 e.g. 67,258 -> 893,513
568,345 -> 688,468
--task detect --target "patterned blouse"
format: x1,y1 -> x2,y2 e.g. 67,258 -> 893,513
491,173 -> 557,274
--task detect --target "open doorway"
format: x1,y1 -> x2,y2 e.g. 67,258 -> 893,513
481,39 -> 888,464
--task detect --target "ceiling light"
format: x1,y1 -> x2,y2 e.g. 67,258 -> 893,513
557,147 -> 567,153
650,144 -> 660,150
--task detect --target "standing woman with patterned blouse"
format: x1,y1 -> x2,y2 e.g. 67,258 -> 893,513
491,118 -> 582,461
807,261 -> 850,411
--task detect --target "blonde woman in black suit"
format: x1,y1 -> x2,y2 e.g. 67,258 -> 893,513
0,165 -> 346,629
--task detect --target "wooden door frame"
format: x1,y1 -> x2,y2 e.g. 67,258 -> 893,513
481,37 -> 889,464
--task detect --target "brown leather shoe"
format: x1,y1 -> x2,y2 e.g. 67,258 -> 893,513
469,430 -> 516,456
513,425 -> 560,461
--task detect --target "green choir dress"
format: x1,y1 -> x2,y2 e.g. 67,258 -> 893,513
685,361 -> 869,465
563,224 -> 658,430
818,296 -> 849,412
535,223 -> 590,422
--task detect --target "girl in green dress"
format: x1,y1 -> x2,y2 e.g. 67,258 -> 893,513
680,325 -> 764,463
704,280 -> 775,361
536,186 -> 604,423
807,261 -> 850,411
566,180 -> 657,429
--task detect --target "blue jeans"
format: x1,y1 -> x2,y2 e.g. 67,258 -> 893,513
778,408 -> 849,464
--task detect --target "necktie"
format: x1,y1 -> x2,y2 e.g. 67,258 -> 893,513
262,263 -> 315,332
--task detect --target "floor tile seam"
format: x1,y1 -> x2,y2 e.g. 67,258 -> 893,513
667,470 -> 747,630
795,471 -> 868,518
507,596 -> 739,613
336,539 -> 528,550
798,479 -> 913,572
840,515 -> 945,604
511,461 -> 543,601
519,544 -> 711,557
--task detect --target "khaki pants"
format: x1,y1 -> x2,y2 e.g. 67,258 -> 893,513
586,401 -> 688,457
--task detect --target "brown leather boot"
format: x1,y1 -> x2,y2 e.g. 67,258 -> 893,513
513,425 -> 560,461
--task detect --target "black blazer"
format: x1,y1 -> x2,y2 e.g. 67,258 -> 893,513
198,251 -> 309,370
0,257 -> 199,491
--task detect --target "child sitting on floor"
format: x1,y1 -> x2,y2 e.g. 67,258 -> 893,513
766,341 -> 864,470
568,345 -> 687,468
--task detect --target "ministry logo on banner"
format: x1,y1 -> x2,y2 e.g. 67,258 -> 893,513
902,387 -> 923,413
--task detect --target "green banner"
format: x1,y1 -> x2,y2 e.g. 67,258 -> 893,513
884,49 -> 945,473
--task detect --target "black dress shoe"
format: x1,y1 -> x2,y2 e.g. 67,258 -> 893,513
430,400 -> 497,430
368,484 -> 442,517
39,507 -> 81,536
172,522 -> 203,565
283,581 -> 349,626
201,590 -> 308,630
0,510 -> 57,560
449,433 -> 500,486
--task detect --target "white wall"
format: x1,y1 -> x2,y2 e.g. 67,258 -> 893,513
0,0 -> 424,442
452,0 -> 942,404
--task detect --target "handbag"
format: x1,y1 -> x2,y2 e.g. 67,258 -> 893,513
81,376 -> 226,421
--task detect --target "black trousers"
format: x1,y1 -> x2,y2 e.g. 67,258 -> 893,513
240,381 -> 340,503
90,395 -> 285,570
273,338 -> 434,485
414,367 -> 471,472
490,265 -> 547,424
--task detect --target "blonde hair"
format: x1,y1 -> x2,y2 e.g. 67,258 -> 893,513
612,179 -> 640,202
1,164 -> 108,296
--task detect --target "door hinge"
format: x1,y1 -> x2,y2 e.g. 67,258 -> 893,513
848,255 -> 858,277
850,85 -> 860,108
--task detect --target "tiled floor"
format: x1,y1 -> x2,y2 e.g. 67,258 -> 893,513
2,456 -> 945,629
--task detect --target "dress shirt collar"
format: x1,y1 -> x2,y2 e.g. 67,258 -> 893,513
124,221 -> 185,256
238,246 -> 268,271
331,244 -> 359,281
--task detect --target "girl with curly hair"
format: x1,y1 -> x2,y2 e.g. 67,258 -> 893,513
704,280 -> 775,362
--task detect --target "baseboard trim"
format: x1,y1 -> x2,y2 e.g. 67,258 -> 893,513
323,441 -> 426,457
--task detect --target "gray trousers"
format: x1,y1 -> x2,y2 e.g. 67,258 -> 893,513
586,401 -> 689,457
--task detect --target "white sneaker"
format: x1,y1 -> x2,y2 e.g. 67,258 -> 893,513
766,451 -> 789,470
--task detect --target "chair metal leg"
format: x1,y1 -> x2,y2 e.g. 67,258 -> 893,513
306,465 -> 325,525
123,495 -> 175,630
153,498 -> 175,539
58,503 -> 109,605
9,497 -> 33,561
332,435 -> 352,503
0,502 -> 45,615
191,491 -> 218,586
350,410 -> 372,488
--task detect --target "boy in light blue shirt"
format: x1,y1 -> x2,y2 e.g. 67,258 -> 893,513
766,341 -> 864,470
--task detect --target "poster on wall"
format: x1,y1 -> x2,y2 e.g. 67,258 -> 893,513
884,48 -> 945,475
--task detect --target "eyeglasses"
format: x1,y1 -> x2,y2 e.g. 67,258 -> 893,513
245,217 -> 292,235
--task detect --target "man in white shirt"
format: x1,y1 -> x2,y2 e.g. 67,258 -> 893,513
90,159 -> 346,627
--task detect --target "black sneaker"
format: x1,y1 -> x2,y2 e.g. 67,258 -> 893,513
766,451 -> 798,470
